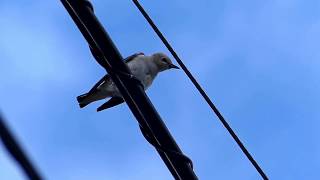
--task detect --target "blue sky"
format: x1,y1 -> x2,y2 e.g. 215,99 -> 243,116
1,0 -> 320,179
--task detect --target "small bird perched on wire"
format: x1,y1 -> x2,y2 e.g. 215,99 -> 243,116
77,52 -> 180,112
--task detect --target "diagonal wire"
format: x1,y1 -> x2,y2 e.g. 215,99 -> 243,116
132,0 -> 268,179
0,114 -> 42,180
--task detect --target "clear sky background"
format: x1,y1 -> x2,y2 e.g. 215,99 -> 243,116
0,0 -> 319,179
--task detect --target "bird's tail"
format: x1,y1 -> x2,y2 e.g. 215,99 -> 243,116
77,93 -> 90,108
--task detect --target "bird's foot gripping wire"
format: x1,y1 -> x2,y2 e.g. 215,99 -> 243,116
139,125 -> 194,169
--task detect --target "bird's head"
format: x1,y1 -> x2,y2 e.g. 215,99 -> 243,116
151,52 -> 180,72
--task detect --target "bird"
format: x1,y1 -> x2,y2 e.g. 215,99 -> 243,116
77,52 -> 180,112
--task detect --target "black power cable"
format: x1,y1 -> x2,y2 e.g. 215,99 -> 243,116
91,45 -> 194,170
132,0 -> 269,179
0,114 -> 42,180
61,0 -> 198,179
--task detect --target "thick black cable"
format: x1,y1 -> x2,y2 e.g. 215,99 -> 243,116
61,0 -> 198,179
132,0 -> 268,179
139,125 -> 193,169
0,114 -> 42,180
91,39 -> 195,171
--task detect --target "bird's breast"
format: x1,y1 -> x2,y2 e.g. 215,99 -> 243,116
143,74 -> 155,90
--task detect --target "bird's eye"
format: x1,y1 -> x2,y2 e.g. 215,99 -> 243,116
161,57 -> 167,63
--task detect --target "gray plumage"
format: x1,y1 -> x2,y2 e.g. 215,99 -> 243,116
77,52 -> 179,111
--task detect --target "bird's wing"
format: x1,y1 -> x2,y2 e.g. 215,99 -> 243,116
87,74 -> 110,94
86,52 -> 145,94
124,52 -> 144,63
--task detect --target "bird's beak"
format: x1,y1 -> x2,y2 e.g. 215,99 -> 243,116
169,63 -> 180,69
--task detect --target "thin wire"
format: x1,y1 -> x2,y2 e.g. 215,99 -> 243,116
132,0 -> 268,179
0,114 -> 42,180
